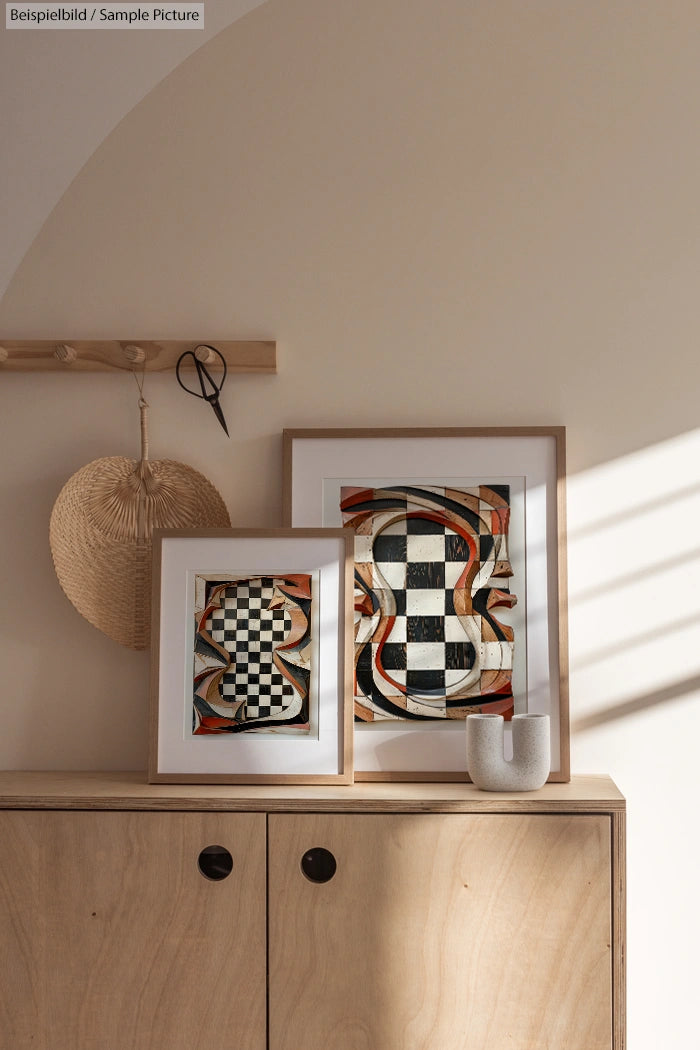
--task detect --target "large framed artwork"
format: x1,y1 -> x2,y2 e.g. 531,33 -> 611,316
283,428 -> 570,782
149,528 -> 354,783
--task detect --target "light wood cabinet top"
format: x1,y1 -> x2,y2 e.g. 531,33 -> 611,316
0,771 -> 624,812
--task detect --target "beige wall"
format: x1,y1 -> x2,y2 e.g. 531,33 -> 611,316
2,2 -> 699,1045
0,0 -> 268,298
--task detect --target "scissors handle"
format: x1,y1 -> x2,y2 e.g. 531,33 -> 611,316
175,345 -> 227,400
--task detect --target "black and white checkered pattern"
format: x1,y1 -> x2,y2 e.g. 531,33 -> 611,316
365,515 -> 507,695
206,578 -> 295,720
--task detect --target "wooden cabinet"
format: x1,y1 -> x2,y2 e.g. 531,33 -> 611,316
269,813 -> 614,1049
0,773 -> 625,1050
0,811 -> 267,1050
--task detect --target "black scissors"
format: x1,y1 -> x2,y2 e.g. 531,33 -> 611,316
175,344 -> 230,437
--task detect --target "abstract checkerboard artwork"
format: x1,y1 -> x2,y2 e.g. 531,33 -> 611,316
340,485 -> 516,722
192,573 -> 312,734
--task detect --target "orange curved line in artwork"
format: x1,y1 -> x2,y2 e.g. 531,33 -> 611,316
339,487 -> 382,511
402,511 -> 484,627
198,604 -> 220,634
355,590 -> 374,616
343,491 -> 511,571
353,551 -> 406,699
386,506 -> 483,602
276,574 -> 312,601
274,604 -> 309,652
340,486 -> 373,501
342,488 -> 470,524
490,505 -> 510,534
197,582 -> 232,634
354,697 -> 374,721
196,716 -> 242,734
345,509 -> 405,537
372,612 -> 407,697
480,669 -> 514,695
350,508 -> 480,575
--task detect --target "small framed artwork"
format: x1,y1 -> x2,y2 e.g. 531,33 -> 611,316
149,528 -> 354,783
283,428 -> 570,782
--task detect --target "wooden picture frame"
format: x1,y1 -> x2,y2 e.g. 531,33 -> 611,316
283,428 -> 570,782
149,528 -> 354,784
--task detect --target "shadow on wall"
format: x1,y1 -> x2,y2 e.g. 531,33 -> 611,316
572,673 -> 700,731
566,428 -> 700,734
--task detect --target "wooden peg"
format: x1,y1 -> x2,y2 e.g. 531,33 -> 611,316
194,345 -> 217,365
0,346 -> 8,363
54,343 -> 77,363
123,344 -> 146,365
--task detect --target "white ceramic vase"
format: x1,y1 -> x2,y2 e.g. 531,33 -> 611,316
466,713 -> 550,791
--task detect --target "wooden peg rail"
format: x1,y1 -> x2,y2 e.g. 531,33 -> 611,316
0,340 -> 277,374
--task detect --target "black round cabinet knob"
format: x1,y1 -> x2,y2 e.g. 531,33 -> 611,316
300,846 -> 337,883
197,845 -> 233,881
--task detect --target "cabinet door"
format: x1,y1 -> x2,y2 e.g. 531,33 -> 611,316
268,813 -> 612,1050
0,811 -> 266,1050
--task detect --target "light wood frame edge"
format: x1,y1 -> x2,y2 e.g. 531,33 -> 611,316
282,426 -> 571,783
554,426 -> 571,781
147,531 -> 164,783
148,527 -> 355,785
612,809 -> 627,1050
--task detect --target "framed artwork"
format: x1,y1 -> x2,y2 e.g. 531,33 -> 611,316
149,528 -> 354,783
283,428 -> 570,782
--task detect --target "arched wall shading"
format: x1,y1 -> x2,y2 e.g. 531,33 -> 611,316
0,0 -> 269,298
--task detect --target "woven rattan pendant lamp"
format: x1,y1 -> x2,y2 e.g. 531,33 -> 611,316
50,395 -> 230,649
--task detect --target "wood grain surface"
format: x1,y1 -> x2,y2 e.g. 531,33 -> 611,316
0,340 -> 276,373
269,812 -> 613,1050
0,771 -> 625,812
0,811 -> 267,1050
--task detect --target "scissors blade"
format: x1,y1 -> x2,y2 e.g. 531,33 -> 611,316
210,396 -> 230,437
